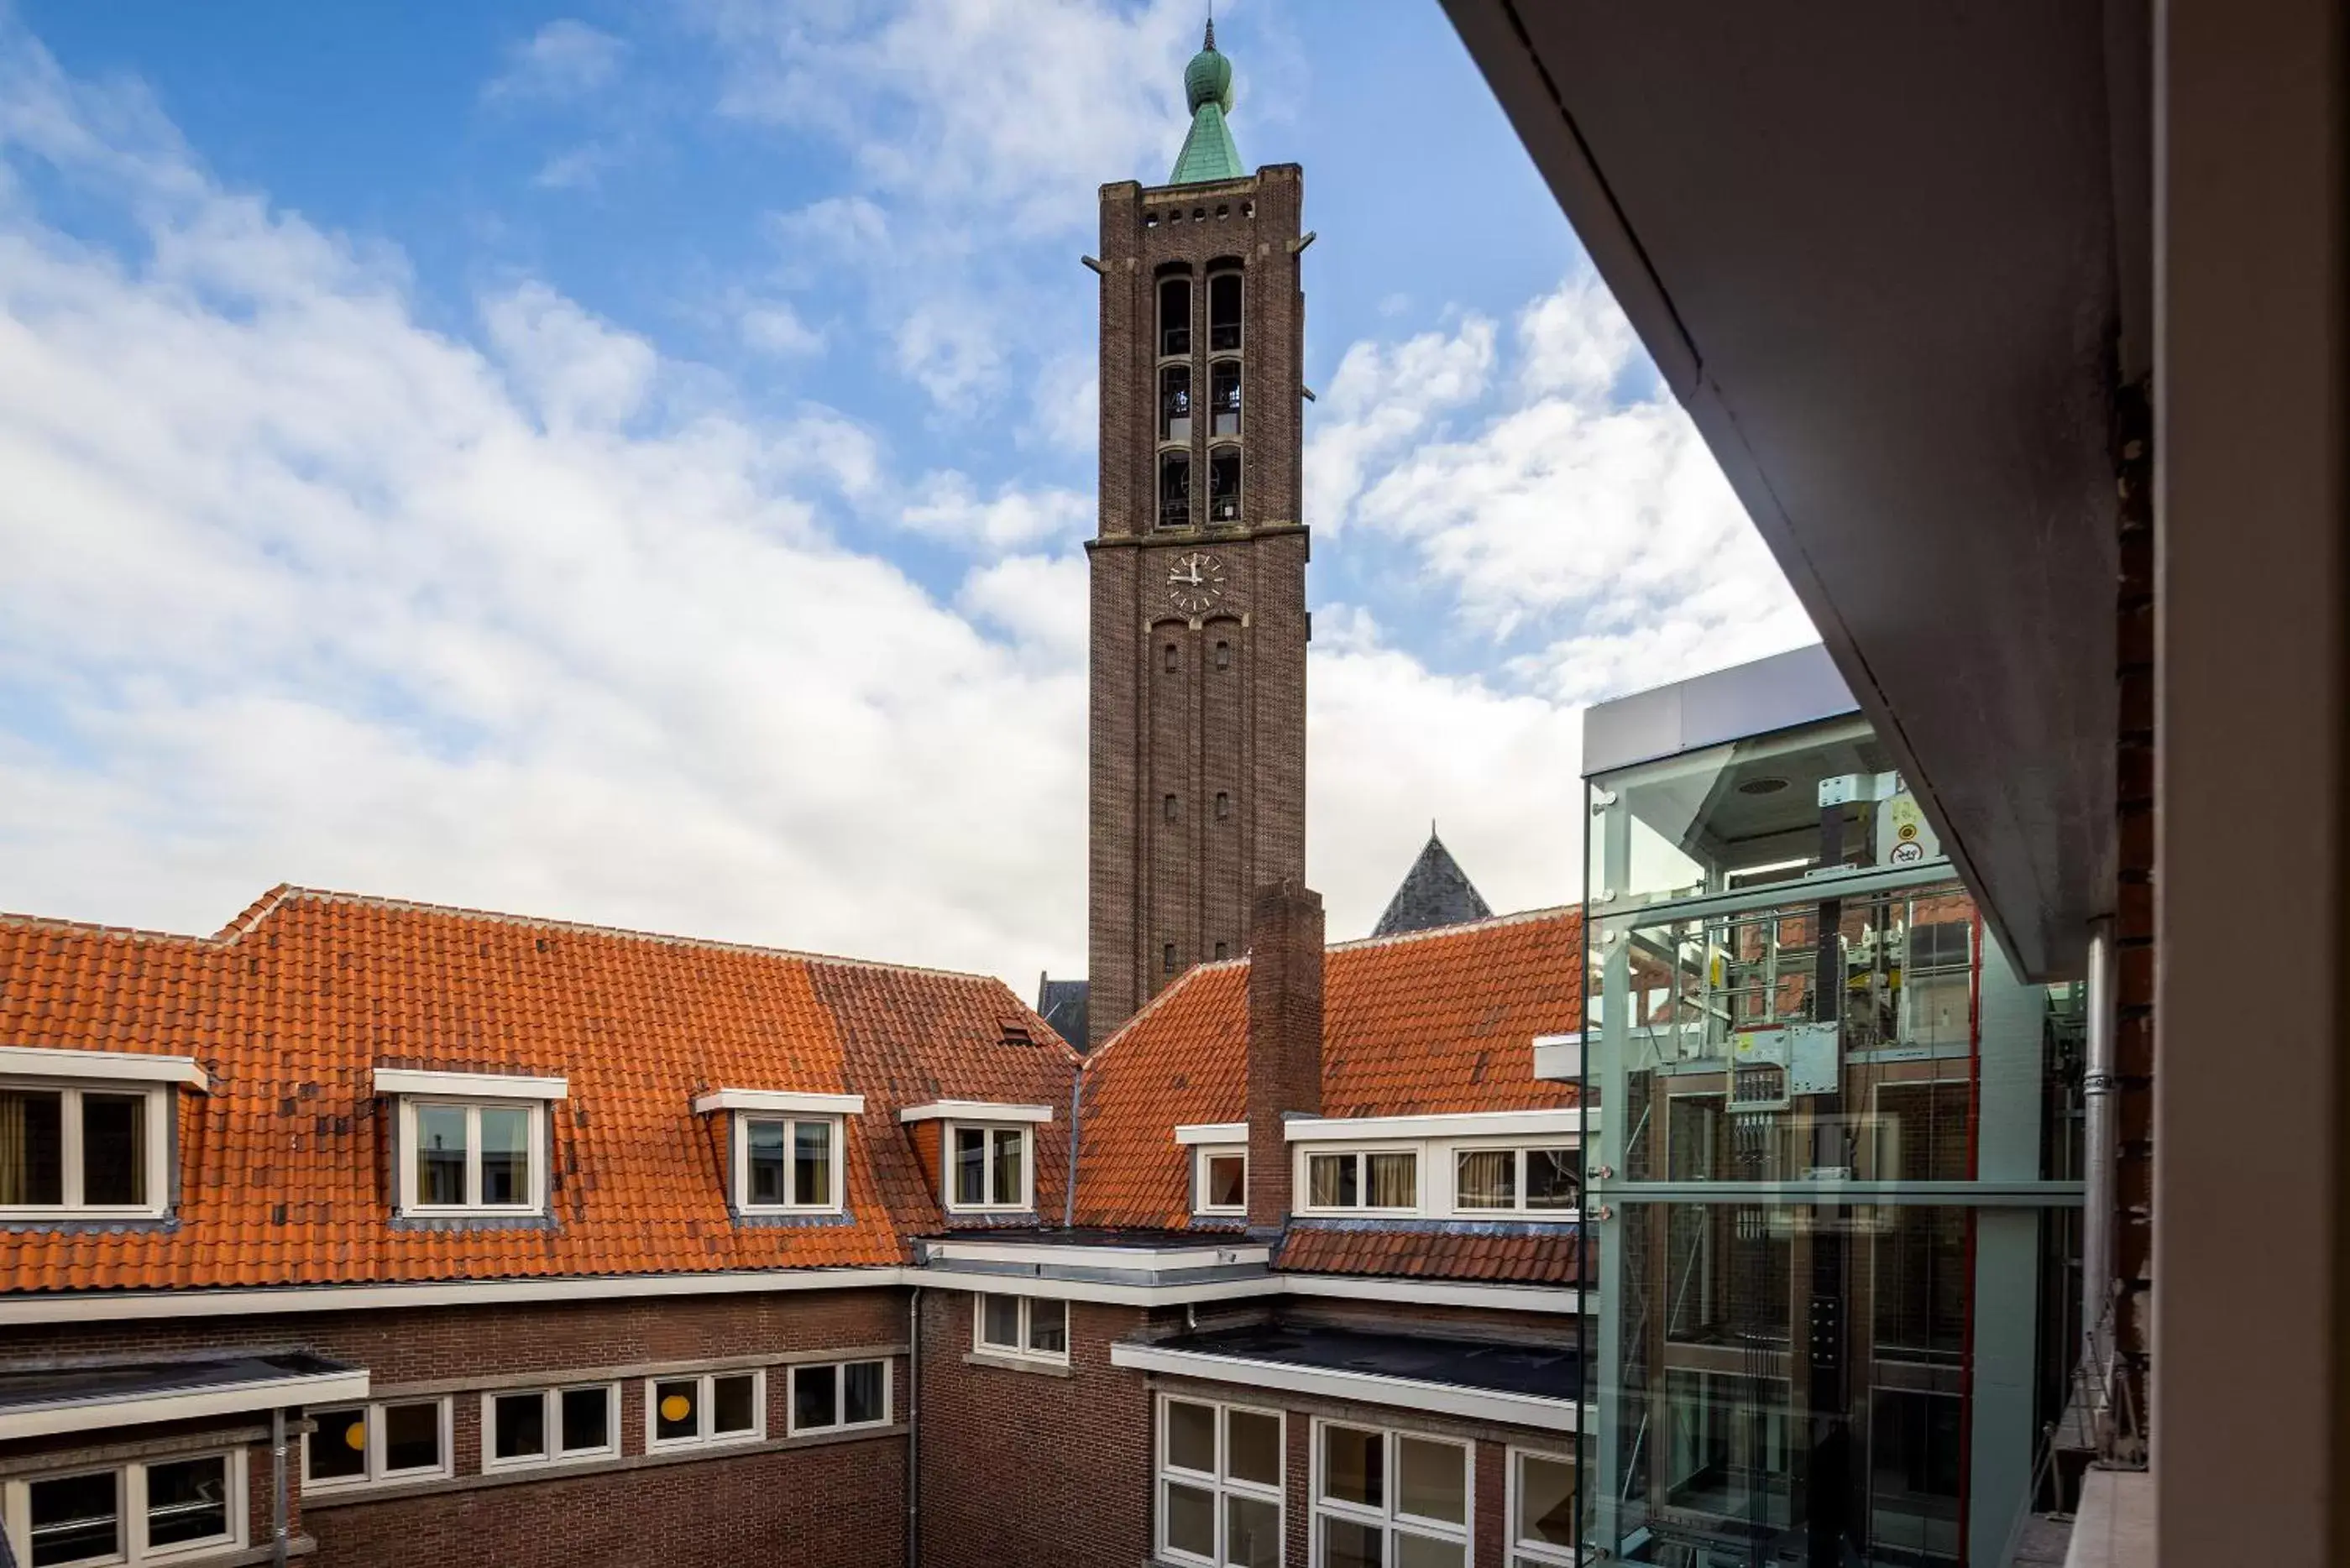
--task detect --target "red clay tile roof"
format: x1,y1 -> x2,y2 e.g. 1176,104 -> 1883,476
1073,907 -> 1583,1231
0,887 -> 1076,1293
1276,1226 -> 1591,1287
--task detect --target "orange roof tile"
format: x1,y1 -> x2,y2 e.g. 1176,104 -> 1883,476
1276,1226 -> 1590,1286
1073,907 -> 1584,1230
0,888 -> 1076,1293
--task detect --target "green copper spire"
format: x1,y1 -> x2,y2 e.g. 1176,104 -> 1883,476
1169,19 -> 1243,186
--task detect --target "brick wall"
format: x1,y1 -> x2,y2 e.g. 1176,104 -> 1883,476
1,1289 -> 908,1568
914,1290 -> 1154,1567
1088,166 -> 1311,1047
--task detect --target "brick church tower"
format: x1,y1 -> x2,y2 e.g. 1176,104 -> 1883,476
1085,24 -> 1308,1047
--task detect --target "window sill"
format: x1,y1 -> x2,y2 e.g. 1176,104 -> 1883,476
301,1424 -> 903,1510
0,1210 -> 174,1231
149,1536 -> 318,1566
962,1351 -> 1073,1379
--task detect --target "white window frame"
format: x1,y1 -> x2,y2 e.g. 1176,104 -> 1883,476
1310,1416 -> 1474,1566
732,1113 -> 847,1215
479,1382 -> 621,1472
3,1449 -> 248,1567
1444,1139 -> 1583,1220
642,1369 -> 766,1452
0,1078 -> 171,1220
1155,1393 -> 1285,1567
785,1359 -> 893,1435
301,1398 -> 453,1492
1296,1143 -> 1424,1217
395,1098 -> 547,1217
1192,1144 -> 1248,1217
1505,1445 -> 1580,1566
971,1293 -> 1070,1365
943,1121 -> 1034,1214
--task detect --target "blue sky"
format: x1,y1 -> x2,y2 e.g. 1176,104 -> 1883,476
0,1 -> 1810,986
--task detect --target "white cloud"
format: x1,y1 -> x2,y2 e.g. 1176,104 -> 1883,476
481,280 -> 658,430
531,142 -> 620,191
738,298 -> 824,358
1309,275 -> 1815,706
892,295 -> 1002,404
903,473 -> 1091,551
957,553 -> 1089,664
700,0 -> 1207,231
766,195 -> 890,264
484,20 -> 627,104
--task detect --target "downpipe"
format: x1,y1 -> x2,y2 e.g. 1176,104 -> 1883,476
2080,920 -> 2117,1411
905,1286 -> 921,1568
271,1405 -> 290,1568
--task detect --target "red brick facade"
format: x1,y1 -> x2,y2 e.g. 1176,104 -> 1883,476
1086,165 -> 1311,1047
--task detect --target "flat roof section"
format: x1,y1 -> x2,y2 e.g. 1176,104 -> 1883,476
1113,1321 -> 1583,1432
1583,644 -> 1855,778
0,1351 -> 369,1441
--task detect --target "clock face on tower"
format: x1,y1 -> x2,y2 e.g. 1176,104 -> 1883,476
1165,551 -> 1227,616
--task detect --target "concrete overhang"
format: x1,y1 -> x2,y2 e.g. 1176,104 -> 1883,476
1442,1 -> 2154,980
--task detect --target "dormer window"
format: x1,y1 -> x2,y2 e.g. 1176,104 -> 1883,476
899,1101 -> 1050,1215
692,1090 -> 862,1217
0,1048 -> 203,1219
1194,1146 -> 1247,1216
375,1069 -> 564,1219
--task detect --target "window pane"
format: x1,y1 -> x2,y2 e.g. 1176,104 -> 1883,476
28,1471 -> 118,1566
1397,1436 -> 1467,1525
307,1408 -> 368,1481
1308,1153 -> 1355,1208
1515,1454 -> 1576,1546
1163,365 -> 1193,442
1226,1408 -> 1281,1487
746,1118 -> 788,1206
0,1087 -> 64,1206
1206,1153 -> 1246,1209
1208,271 -> 1243,352
1159,451 -> 1191,529
653,1378 -> 698,1440
794,1364 -> 839,1431
1368,1151 -> 1417,1208
493,1391 -> 547,1460
1456,1149 -> 1515,1210
416,1105 -> 467,1205
479,1105 -> 531,1205
1166,1398 -> 1217,1474
80,1092 -> 146,1207
1321,1516 -> 1383,1568
793,1121 -> 832,1206
1160,277 -> 1192,357
1322,1425 -> 1383,1508
1027,1296 -> 1068,1355
844,1361 -> 887,1425
383,1401 -> 442,1472
145,1454 -> 230,1547
1225,1492 -> 1280,1567
954,1126 -> 987,1205
1210,362 -> 1242,438
1395,1532 -> 1466,1568
712,1373 -> 757,1435
981,1294 -> 1022,1349
560,1387 -> 610,1454
1165,1480 -> 1217,1560
1526,1148 -> 1580,1210
1208,447 -> 1241,522
990,1127 -> 1024,1206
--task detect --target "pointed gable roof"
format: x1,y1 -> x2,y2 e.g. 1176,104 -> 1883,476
1372,830 -> 1494,938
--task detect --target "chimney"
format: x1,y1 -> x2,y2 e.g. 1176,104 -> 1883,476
1245,880 -> 1324,1232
